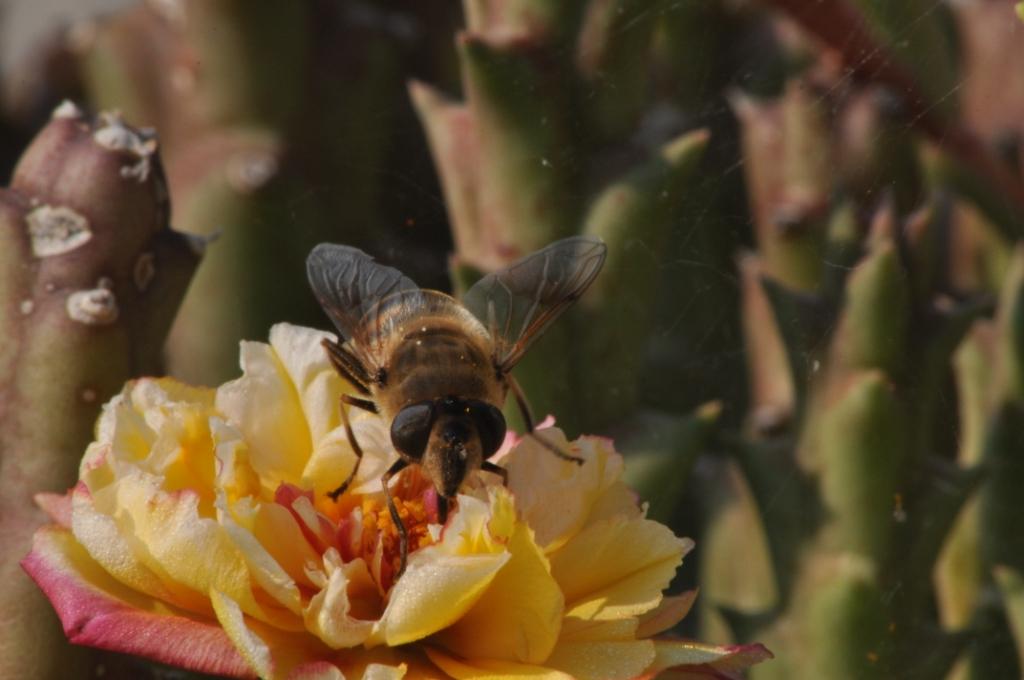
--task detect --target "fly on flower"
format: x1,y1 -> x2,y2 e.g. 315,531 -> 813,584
307,236 -> 607,577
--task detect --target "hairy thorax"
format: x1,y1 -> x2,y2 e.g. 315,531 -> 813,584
373,316 -> 504,418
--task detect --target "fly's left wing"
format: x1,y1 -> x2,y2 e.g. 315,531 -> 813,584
306,243 -> 418,342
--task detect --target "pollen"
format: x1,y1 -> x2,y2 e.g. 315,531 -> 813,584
350,492 -> 435,591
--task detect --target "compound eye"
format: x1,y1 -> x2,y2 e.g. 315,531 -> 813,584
391,401 -> 436,460
470,402 -> 506,458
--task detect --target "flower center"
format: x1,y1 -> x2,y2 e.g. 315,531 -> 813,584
338,469 -> 442,591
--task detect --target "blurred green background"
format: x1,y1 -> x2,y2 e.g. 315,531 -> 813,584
3,1 -> 1024,678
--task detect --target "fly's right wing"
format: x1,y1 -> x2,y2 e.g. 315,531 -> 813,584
462,236 -> 607,373
307,244 -> 420,366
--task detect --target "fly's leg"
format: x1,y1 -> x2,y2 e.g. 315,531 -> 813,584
327,393 -> 374,500
507,373 -> 584,465
437,495 -> 450,524
481,460 -> 509,486
382,458 -> 410,578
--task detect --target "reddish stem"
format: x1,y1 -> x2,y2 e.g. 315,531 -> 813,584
763,0 -> 1024,229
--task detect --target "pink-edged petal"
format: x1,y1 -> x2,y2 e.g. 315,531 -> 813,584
35,490 -> 72,527
425,648 -> 573,680
22,527 -> 253,678
643,640 -> 774,679
636,591 -> 699,639
504,431 -> 627,552
287,661 -> 345,680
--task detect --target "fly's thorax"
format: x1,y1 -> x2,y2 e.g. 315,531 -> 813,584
373,314 -> 504,417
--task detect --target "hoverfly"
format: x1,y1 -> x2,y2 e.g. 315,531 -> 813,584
307,236 -> 607,577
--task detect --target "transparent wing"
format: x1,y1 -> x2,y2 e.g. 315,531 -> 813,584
306,243 -> 419,346
463,236 -> 607,372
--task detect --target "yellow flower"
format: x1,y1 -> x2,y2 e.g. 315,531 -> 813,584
23,323 -> 770,679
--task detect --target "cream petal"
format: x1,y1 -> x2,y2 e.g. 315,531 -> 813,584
217,340 -> 312,488
301,414 -> 395,497
362,662 -> 407,680
212,589 -> 276,679
303,549 -> 376,649
249,501 -> 323,588
268,323 -> 347,444
93,390 -> 153,466
551,516 -> 691,621
212,418 -> 264,502
219,496 -> 303,615
505,431 -> 630,552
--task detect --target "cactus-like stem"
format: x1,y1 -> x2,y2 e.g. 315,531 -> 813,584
730,82 -> 830,292
0,105 -> 197,680
576,0 -> 667,140
995,566 -> 1024,670
830,239 -> 910,377
458,33 -> 581,258
740,254 -> 795,433
578,128 -> 709,428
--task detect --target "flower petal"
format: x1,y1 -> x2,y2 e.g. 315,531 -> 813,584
268,323 -> 348,444
545,639 -> 655,680
646,640 -> 774,677
551,515 -> 692,621
211,589 -> 276,679
363,662 -> 410,679
635,591 -> 698,639
370,552 -> 509,646
303,549 -> 377,648
287,662 -> 346,680
435,522 -> 564,663
211,589 -> 342,680
505,432 -> 628,552
425,648 -> 573,680
220,504 -> 304,615
94,470 -> 301,629
558,617 -> 638,643
35,490 -> 72,527
301,415 -> 393,497
216,340 -> 313,488
71,484 -> 200,611
22,527 -> 252,678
